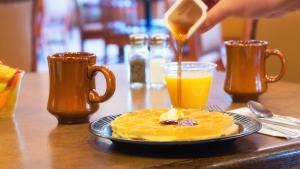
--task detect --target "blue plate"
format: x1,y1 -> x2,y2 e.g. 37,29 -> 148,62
90,112 -> 261,146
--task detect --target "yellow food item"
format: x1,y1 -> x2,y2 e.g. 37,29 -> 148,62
0,87 -> 18,118
0,89 -> 10,110
111,108 -> 239,141
0,64 -> 16,83
165,71 -> 213,109
159,108 -> 184,122
0,63 -> 22,119
0,83 -> 7,92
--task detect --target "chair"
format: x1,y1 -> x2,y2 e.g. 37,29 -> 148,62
42,0 -> 73,53
255,11 -> 300,83
221,17 -> 254,40
76,0 -> 141,63
199,17 -> 255,71
34,0 -> 45,66
75,0 -> 106,51
199,24 -> 225,71
0,0 -> 36,72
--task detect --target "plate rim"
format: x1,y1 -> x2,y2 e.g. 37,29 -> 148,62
89,112 -> 262,145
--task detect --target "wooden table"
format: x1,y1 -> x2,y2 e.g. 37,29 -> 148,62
1,64 -> 300,169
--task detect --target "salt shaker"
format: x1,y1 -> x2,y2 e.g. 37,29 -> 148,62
149,34 -> 170,89
128,34 -> 149,89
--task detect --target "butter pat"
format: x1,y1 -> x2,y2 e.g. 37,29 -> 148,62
160,108 -> 184,122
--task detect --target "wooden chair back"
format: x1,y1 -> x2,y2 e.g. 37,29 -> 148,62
255,12 -> 300,83
221,17 -> 254,40
0,0 -> 36,72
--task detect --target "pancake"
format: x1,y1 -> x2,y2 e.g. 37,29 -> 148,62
111,108 -> 239,141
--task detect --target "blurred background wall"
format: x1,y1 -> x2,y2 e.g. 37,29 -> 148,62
0,0 -> 299,82
256,12 -> 300,83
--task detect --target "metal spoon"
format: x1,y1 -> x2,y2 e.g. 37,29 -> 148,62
247,101 -> 300,138
247,101 -> 300,125
247,101 -> 273,118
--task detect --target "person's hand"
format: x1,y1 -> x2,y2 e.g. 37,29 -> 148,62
198,0 -> 300,33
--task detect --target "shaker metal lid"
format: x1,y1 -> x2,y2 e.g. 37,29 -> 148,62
129,34 -> 149,45
151,34 -> 169,46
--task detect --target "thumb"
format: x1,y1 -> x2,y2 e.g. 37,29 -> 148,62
198,0 -> 231,33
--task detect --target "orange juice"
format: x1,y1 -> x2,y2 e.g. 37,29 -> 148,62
165,71 -> 213,109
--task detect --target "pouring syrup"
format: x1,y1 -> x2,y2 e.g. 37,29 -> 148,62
164,0 -> 209,108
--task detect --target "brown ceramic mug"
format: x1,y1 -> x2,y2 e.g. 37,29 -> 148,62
47,52 -> 116,124
224,40 -> 286,102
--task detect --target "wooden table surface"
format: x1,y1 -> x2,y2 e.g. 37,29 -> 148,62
1,64 -> 300,169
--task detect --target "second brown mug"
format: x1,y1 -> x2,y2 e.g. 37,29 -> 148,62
224,40 -> 287,102
47,52 -> 116,124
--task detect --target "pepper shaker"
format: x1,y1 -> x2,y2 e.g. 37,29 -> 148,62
128,34 -> 149,89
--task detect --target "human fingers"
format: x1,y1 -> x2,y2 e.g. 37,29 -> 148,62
198,0 -> 231,33
266,11 -> 285,18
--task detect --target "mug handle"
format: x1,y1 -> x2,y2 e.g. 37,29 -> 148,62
265,49 -> 287,83
88,66 -> 116,103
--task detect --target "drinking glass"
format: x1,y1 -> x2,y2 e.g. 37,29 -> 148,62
163,62 -> 216,109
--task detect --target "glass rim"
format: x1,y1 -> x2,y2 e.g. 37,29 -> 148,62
162,61 -> 217,72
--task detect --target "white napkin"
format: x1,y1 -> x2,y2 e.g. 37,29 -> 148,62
230,107 -> 300,139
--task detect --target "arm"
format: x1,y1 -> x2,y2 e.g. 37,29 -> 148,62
198,0 -> 300,33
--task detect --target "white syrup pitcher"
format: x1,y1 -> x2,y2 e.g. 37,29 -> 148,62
164,0 -> 208,41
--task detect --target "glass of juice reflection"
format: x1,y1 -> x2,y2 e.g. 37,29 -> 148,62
163,62 -> 217,109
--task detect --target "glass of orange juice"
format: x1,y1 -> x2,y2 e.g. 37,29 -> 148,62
163,62 -> 217,109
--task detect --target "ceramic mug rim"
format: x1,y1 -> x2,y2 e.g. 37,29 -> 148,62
224,40 -> 268,47
47,52 -> 96,62
48,52 -> 96,59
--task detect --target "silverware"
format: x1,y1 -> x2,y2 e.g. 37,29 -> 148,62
258,118 -> 300,130
247,101 -> 273,118
274,114 -> 300,125
207,105 -> 299,139
207,105 -> 224,112
247,101 -> 300,126
262,123 -> 299,139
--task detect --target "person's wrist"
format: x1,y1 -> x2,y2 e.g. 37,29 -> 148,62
296,0 -> 300,10
289,0 -> 300,10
